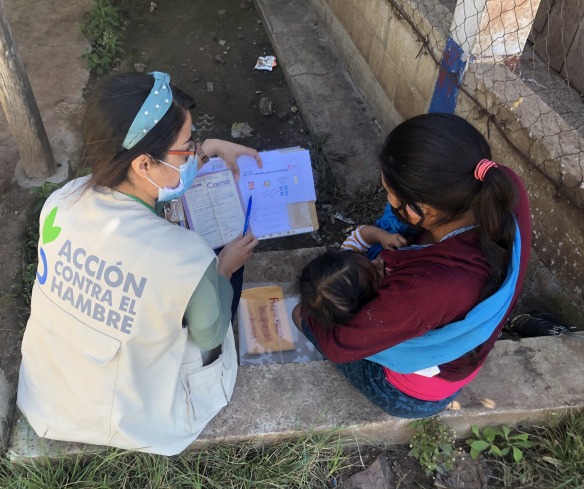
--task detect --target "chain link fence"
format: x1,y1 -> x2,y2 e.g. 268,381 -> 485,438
386,0 -> 584,208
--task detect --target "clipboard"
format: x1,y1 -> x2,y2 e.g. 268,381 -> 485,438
181,147 -> 319,246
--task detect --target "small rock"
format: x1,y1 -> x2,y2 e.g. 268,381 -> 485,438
240,0 -> 252,10
193,76 -> 201,82
310,232 -> 324,245
335,212 -> 355,224
276,111 -> 289,122
206,82 -> 214,92
258,97 -> 272,116
149,2 -> 157,13
256,19 -> 262,24
213,54 -> 226,65
236,34 -> 245,40
14,210 -> 19,215
290,106 -> 298,113
218,40 -> 227,46
218,9 -> 226,15
134,63 -> 147,73
341,454 -> 391,489
435,453 -> 492,489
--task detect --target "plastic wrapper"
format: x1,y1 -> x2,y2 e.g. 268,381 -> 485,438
254,55 -> 277,71
237,283 -> 323,365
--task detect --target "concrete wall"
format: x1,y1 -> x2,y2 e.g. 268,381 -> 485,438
306,0 -> 583,318
308,0 -> 448,131
531,0 -> 584,95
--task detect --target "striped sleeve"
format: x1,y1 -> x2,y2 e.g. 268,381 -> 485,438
341,225 -> 373,252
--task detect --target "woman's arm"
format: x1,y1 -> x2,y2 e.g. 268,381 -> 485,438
184,261 -> 233,349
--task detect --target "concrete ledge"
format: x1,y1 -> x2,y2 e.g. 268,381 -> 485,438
9,333 -> 584,459
8,248 -> 584,460
254,0 -> 384,192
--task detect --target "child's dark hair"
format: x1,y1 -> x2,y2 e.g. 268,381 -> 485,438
379,113 -> 517,298
298,250 -> 380,326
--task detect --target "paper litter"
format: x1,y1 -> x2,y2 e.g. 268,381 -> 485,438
231,122 -> 254,138
254,55 -> 277,71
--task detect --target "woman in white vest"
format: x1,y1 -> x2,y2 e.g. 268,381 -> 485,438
17,71 -> 260,455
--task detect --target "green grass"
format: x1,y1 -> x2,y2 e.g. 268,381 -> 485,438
0,434 -> 351,488
81,0 -> 126,75
487,410 -> 584,488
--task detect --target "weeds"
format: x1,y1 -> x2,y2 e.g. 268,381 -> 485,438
309,134 -> 386,229
308,134 -> 345,205
408,417 -> 456,476
492,410 -> 584,488
81,0 -> 126,75
0,433 -> 350,488
466,424 -> 534,462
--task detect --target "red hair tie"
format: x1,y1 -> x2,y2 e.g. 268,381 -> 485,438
474,159 -> 498,181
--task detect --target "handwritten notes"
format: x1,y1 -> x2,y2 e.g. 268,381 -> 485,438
181,169 -> 244,249
239,286 -> 295,354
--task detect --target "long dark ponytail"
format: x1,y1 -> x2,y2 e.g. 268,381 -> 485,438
379,113 -> 517,297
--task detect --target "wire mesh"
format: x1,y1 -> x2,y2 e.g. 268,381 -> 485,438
387,0 -> 584,208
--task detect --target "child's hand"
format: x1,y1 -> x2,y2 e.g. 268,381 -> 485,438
378,230 -> 408,251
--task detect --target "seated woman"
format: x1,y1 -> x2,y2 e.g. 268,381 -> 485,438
293,113 -> 531,418
17,71 -> 260,455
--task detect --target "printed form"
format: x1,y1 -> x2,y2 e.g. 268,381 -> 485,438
236,149 -> 316,237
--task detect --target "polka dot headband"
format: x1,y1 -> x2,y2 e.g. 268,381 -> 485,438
122,71 -> 173,150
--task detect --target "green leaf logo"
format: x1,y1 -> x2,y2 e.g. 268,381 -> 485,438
42,206 -> 61,245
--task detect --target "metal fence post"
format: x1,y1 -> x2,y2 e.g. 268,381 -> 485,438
429,0 -> 543,113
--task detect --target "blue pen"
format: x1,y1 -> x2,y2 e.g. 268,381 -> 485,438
243,195 -> 253,236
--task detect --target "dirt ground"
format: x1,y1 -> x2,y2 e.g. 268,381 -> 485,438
115,0 -> 383,254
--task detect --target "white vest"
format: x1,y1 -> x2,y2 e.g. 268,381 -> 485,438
17,177 -> 238,455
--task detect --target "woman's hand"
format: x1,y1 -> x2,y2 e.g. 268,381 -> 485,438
217,232 -> 259,279
201,139 -> 262,179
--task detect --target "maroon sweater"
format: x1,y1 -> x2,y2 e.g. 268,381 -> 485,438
302,167 -> 531,382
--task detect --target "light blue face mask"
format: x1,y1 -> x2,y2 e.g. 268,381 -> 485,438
148,154 -> 198,201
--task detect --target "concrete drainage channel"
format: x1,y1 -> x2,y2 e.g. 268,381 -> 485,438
5,0 -> 584,461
